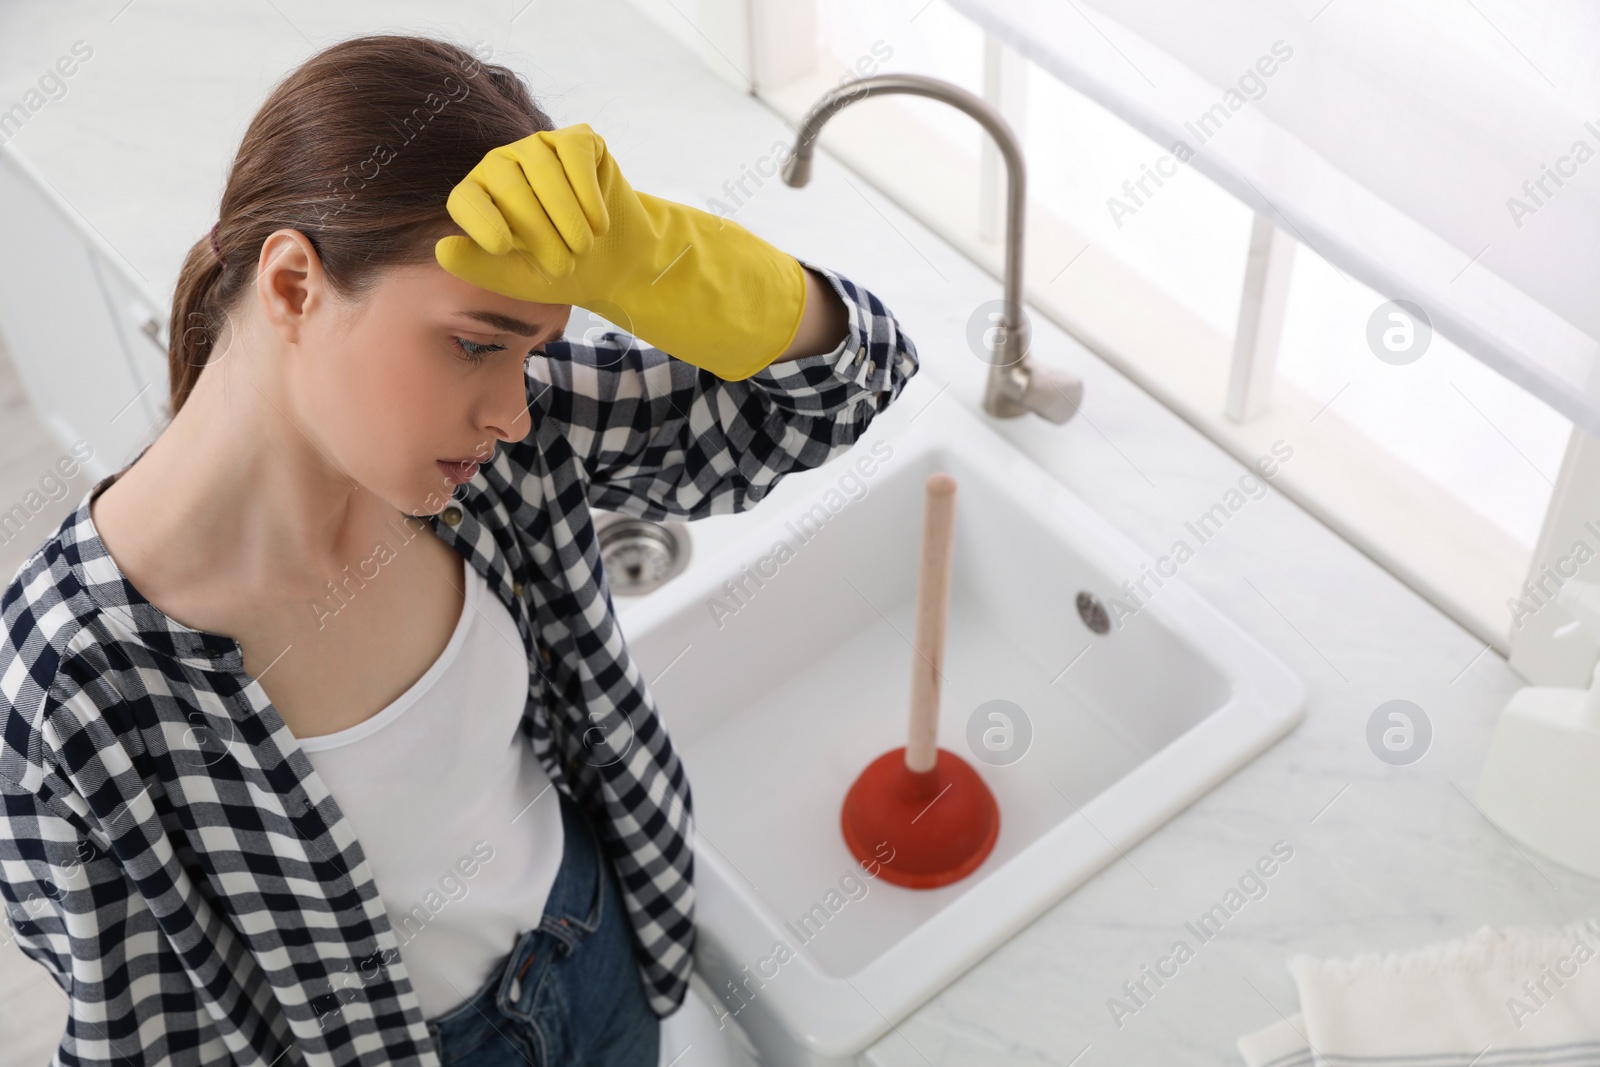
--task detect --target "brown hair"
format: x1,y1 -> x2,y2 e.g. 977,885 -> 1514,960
167,34 -> 554,416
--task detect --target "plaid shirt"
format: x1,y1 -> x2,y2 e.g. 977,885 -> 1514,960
0,258 -> 919,1067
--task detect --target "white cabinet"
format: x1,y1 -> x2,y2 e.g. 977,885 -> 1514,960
94,256 -> 170,426
0,150 -> 166,483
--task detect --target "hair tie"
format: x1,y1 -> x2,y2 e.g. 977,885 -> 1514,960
208,222 -> 227,269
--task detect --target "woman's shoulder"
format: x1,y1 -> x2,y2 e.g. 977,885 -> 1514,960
0,510 -> 130,780
2,508 -> 97,660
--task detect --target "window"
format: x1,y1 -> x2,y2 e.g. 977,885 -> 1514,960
671,0 -> 1594,663
1275,255 -> 1569,553
1025,65 -> 1251,342
816,0 -> 985,164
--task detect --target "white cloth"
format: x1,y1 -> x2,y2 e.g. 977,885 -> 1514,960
297,553 -> 564,1020
1237,919 -> 1600,1066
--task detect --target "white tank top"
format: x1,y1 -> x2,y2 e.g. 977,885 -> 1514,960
297,552 -> 564,1020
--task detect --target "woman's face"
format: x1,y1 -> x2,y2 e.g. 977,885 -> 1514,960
284,250 -> 572,517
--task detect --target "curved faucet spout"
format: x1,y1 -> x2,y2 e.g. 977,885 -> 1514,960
781,73 -> 1082,424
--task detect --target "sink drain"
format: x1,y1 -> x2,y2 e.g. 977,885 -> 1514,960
595,514 -> 692,596
1076,591 -> 1110,635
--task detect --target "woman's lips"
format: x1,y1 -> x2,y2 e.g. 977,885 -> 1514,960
437,459 -> 479,485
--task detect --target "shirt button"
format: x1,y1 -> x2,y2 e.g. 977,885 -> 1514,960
539,645 -> 553,666
441,506 -> 463,526
866,359 -> 877,377
513,582 -> 524,597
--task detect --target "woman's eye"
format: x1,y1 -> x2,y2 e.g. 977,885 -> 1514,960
452,336 -> 507,364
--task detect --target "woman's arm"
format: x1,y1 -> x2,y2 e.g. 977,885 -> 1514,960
515,258 -> 919,520
0,680 -> 239,1067
0,774 -> 135,1065
771,266 -> 851,363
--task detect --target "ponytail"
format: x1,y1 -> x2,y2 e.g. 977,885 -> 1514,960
166,230 -> 235,417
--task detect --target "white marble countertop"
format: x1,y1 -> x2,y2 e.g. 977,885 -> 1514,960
1,2 -> 1596,1064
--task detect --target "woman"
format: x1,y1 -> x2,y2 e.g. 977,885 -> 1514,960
0,33 -> 918,1067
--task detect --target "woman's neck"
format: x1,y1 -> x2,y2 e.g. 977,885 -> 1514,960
90,338 -> 404,631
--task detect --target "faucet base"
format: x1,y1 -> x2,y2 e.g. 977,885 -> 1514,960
983,360 -> 1083,424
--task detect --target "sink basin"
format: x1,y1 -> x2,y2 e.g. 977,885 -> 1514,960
614,377 -> 1305,1067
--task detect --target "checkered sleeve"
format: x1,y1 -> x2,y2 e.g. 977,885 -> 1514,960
0,679 -> 236,1067
0,779 -> 79,991
526,258 -> 919,519
0,769 -> 137,1066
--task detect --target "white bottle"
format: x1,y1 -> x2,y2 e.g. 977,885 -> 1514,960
1477,580 -> 1600,878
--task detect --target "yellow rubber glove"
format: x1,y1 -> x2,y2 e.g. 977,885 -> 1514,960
434,123 -> 808,381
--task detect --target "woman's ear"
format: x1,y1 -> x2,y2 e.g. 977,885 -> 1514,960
254,228 -> 326,345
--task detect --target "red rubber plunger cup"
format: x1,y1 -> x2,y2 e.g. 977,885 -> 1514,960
840,472 -> 999,889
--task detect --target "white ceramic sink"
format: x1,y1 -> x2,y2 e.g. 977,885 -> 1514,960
616,379 -> 1305,1067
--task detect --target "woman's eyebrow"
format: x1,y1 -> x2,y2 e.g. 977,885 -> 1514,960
460,309 -> 543,336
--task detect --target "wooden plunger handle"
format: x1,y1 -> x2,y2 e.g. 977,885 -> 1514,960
907,472 -> 958,774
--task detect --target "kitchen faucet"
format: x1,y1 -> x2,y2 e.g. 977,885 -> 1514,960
781,73 -> 1083,423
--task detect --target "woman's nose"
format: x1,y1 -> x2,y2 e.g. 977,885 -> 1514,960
479,359 -> 534,442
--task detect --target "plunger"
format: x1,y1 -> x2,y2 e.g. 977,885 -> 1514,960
840,472 -> 1000,889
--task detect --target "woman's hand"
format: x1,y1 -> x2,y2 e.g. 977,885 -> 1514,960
435,123 -> 809,380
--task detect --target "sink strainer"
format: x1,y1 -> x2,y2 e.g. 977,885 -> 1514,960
594,513 -> 692,596
1076,591 -> 1111,635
